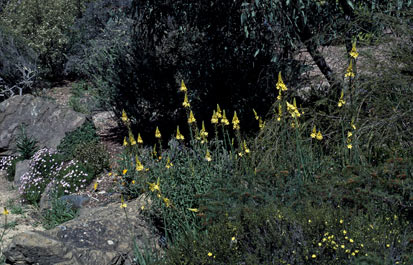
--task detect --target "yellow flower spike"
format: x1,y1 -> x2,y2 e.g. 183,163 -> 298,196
137,133 -> 143,144
188,208 -> 199,212
286,101 -> 301,118
180,80 -> 187,92
277,89 -> 282,100
276,72 -> 288,91
182,93 -> 190,108
232,111 -> 240,130
205,149 -> 212,162
135,155 -> 144,171
200,121 -> 208,137
155,126 -> 161,139
221,110 -> 229,125
311,125 -> 317,138
129,132 -> 136,145
349,41 -> 359,59
120,195 -> 127,208
216,104 -> 222,118
188,110 -> 196,124
252,108 -> 259,120
259,117 -> 265,130
243,140 -> 250,154
211,110 -> 218,124
162,197 -> 172,207
165,157 -> 173,169
123,136 -> 128,146
316,131 -> 323,140
338,90 -> 346,107
345,60 -> 355,78
121,109 -> 129,123
3,207 -> 9,215
277,104 -> 282,121
93,181 -> 98,191
176,126 -> 185,140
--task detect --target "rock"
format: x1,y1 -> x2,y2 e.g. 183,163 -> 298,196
13,159 -> 30,187
0,94 -> 86,156
4,197 -> 160,265
59,195 -> 90,210
39,181 -> 56,212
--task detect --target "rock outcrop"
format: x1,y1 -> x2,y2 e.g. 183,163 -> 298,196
4,197 -> 159,265
0,94 -> 86,156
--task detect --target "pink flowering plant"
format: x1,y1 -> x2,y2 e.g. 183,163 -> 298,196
18,148 -> 90,204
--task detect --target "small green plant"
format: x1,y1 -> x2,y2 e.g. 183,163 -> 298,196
57,120 -> 99,161
5,199 -> 24,215
41,194 -> 78,230
4,156 -> 18,182
72,141 -> 109,178
15,124 -> 38,160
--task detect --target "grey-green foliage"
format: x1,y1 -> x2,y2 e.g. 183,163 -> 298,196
41,194 -> 78,230
16,124 -> 38,160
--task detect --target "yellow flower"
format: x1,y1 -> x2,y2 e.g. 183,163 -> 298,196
3,207 -> 9,215
338,90 -> 346,107
180,80 -> 187,92
316,131 -> 323,140
200,121 -> 208,137
135,155 -> 144,171
188,208 -> 199,212
345,60 -> 355,78
277,104 -> 282,121
205,149 -> 212,162
232,111 -> 240,130
216,104 -> 222,118
231,236 -> 236,241
311,125 -> 317,138
349,238 -> 354,243
259,118 -> 265,130
208,252 -> 213,257
349,41 -> 359,59
122,169 -> 128,175
348,131 -> 352,138
137,133 -> 143,144
162,197 -> 172,207
120,202 -> 127,208
165,157 -> 173,169
351,119 -> 357,130
243,140 -> 250,154
347,144 -> 353,149
386,244 -> 390,248
182,93 -> 190,108
286,101 -> 301,118
129,132 -> 136,145
131,180 -> 135,184
148,178 -> 161,192
211,110 -> 218,124
277,89 -> 282,100
93,181 -> 98,191
120,195 -> 127,208
221,110 -> 229,125
311,254 -> 316,259
121,109 -> 129,123
123,136 -> 128,146
176,126 -> 185,140
276,72 -> 288,91
252,108 -> 259,120
340,219 -> 344,224
188,110 -> 196,124
155,126 -> 161,139
343,230 -> 347,235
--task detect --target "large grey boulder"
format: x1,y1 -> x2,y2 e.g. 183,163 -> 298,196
13,159 -> 30,187
0,94 -> 86,156
4,197 -> 160,265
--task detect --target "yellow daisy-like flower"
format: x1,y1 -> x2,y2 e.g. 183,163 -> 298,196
188,110 -> 196,124
135,155 -> 144,171
345,60 -> 355,78
200,121 -> 208,137
216,104 -> 222,118
205,149 -> 212,162
3,207 -> 9,215
311,125 -> 317,138
182,93 -> 190,108
188,208 -> 199,212
232,111 -> 240,130
276,72 -> 288,91
316,131 -> 323,140
176,126 -> 185,140
211,110 -> 218,124
338,90 -> 346,107
349,41 -> 359,59
148,178 -> 161,192
123,136 -> 128,146
221,110 -> 229,126
180,80 -> 187,92
155,126 -> 161,139
137,133 -> 143,144
162,197 -> 172,207
121,109 -> 129,123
